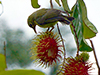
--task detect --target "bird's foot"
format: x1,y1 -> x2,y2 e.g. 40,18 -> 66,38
46,27 -> 54,33
50,27 -> 54,32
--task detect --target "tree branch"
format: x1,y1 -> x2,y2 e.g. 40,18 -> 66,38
56,23 -> 66,75
89,39 -> 100,75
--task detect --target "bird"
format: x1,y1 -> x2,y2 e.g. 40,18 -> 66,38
27,8 -> 74,33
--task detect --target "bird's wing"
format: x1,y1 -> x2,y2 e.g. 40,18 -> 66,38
33,8 -> 48,19
38,9 -> 61,23
36,9 -> 74,25
38,16 -> 70,25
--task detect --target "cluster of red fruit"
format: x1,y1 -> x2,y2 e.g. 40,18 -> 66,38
30,31 -> 93,75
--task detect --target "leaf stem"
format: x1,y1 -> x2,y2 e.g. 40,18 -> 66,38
65,10 -> 80,56
56,23 -> 66,75
89,39 -> 100,75
50,0 -> 53,9
71,23 -> 80,57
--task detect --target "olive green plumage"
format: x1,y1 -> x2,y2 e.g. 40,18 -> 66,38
27,8 -> 74,33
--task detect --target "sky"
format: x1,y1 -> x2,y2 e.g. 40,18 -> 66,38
0,0 -> 100,75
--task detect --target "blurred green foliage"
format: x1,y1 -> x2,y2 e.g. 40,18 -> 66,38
0,19 -> 32,67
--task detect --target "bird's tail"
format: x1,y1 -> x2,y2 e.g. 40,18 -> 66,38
65,16 -> 75,21
59,16 -> 74,25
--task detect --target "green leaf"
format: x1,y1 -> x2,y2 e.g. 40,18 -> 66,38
78,0 -> 98,39
83,21 -> 96,39
61,0 -> 70,11
55,0 -> 61,6
0,1 -> 2,4
80,38 -> 92,51
0,54 -> 7,71
31,0 -> 40,8
0,69 -> 45,75
71,1 -> 92,52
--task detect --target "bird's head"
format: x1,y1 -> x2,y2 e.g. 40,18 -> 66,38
27,16 -> 37,33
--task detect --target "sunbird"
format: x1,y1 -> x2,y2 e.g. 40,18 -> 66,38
27,8 -> 74,33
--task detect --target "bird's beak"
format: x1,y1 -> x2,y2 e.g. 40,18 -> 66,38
33,25 -> 37,34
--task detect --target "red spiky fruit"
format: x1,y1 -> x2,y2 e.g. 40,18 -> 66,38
30,31 -> 63,67
60,57 -> 93,75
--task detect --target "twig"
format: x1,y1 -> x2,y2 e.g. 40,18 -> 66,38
50,0 -> 53,9
89,39 -> 100,75
56,23 -> 66,75
71,23 -> 79,56
65,10 -> 80,56
4,41 -> 7,69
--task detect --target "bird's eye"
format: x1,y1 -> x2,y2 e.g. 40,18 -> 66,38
29,24 -> 32,27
